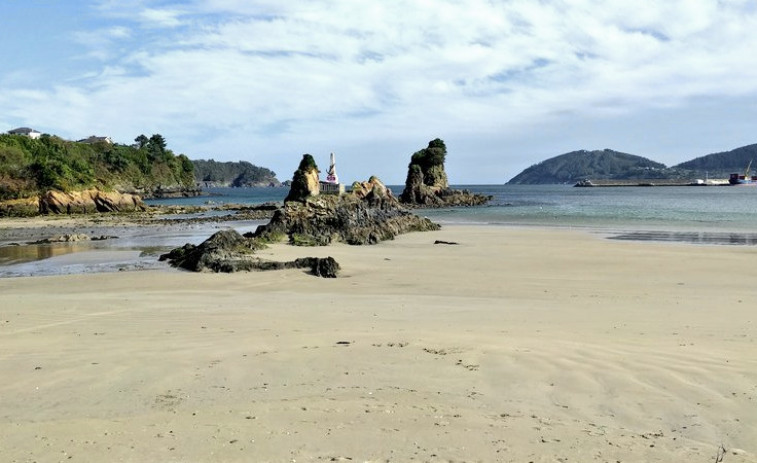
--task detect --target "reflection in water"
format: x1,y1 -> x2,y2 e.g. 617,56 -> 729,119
0,244 -> 88,266
609,231 -> 757,245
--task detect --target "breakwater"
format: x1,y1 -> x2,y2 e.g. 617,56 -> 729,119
574,179 -> 729,187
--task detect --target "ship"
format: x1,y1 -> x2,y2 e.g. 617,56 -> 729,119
729,160 -> 757,185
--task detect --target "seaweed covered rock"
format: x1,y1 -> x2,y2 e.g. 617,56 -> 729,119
159,229 -> 340,277
399,139 -> 491,208
293,256 -> 340,278
159,229 -> 254,272
254,176 -> 440,246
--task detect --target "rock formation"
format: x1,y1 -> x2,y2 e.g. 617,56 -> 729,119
160,166 -> 440,276
0,197 -> 39,217
148,185 -> 202,199
1,189 -> 147,216
27,234 -> 117,244
399,138 -> 491,207
253,176 -> 440,246
284,154 -> 320,203
159,229 -> 340,277
38,189 -> 146,214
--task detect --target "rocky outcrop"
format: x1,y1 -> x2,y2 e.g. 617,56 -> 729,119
254,176 -> 440,246
1,189 -> 147,216
306,256 -> 340,278
399,139 -> 492,208
28,234 -> 117,244
285,154 -> 320,203
402,183 -> 492,207
159,229 -> 340,277
350,176 -> 393,203
147,185 -> 202,199
38,189 -> 146,214
0,197 -> 39,217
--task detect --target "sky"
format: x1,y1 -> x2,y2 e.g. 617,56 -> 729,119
2,0 -> 757,184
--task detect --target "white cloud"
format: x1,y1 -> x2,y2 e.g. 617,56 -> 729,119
73,26 -> 133,60
4,0 -> 757,182
139,7 -> 186,28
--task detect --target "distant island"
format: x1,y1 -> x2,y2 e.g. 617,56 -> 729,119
192,159 -> 281,187
507,144 -> 757,185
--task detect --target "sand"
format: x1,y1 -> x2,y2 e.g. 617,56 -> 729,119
0,225 -> 755,462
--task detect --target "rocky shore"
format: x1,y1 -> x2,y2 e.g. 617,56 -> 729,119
159,229 -> 340,277
1,140 -> 494,277
1,187 -> 201,217
254,176 -> 439,246
158,174 -> 440,274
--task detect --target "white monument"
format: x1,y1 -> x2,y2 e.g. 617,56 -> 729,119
326,152 -> 339,184
320,152 -> 344,195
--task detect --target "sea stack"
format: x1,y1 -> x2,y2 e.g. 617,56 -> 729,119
284,154 -> 320,203
399,138 -> 491,207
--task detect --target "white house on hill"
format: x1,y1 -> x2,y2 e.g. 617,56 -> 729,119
78,135 -> 113,144
7,127 -> 41,139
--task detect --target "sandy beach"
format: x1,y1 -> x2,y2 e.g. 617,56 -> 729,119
1,225 -> 755,462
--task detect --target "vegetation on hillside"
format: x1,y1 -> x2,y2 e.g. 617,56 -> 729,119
192,159 -> 279,187
0,133 -> 195,201
507,149 -> 670,185
673,144 -> 757,178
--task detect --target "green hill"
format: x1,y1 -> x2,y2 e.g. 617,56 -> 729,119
0,133 -> 195,201
507,149 -> 668,185
673,144 -> 757,178
192,159 -> 280,187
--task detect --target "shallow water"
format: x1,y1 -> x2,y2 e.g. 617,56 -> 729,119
419,184 -> 757,233
0,219 -> 268,277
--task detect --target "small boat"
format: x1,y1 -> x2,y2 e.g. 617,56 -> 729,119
729,160 -> 757,185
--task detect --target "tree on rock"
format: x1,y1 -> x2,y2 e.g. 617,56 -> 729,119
409,138 -> 449,189
285,154 -> 320,203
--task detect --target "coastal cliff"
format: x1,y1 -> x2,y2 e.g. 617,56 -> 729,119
0,189 -> 147,216
38,189 -> 146,214
0,132 -> 196,216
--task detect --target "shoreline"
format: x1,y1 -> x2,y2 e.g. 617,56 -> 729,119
4,212 -> 757,277
0,225 -> 755,461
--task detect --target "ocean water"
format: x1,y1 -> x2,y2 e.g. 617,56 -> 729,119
147,184 -> 757,234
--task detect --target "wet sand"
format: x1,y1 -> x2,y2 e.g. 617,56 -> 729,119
0,213 -> 268,276
0,226 -> 756,462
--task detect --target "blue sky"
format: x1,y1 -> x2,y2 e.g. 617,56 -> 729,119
3,1 -> 757,184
